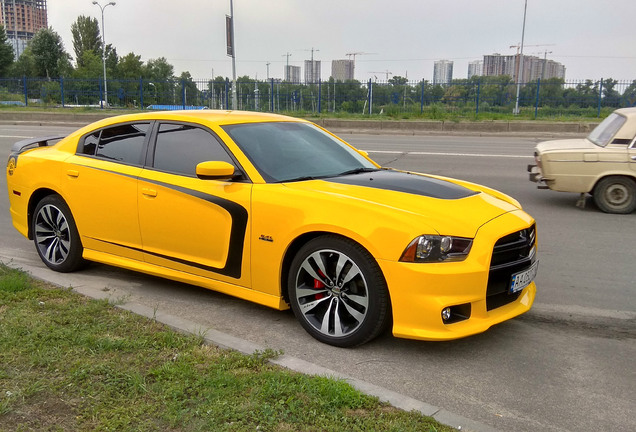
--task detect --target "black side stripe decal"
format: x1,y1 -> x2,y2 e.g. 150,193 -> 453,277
141,178 -> 248,279
74,164 -> 248,279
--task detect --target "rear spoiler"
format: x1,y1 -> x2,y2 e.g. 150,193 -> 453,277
11,135 -> 66,155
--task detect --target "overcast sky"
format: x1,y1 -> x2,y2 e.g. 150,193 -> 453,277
48,0 -> 636,82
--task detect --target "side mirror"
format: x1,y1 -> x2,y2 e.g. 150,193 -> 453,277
196,161 -> 237,180
357,149 -> 369,158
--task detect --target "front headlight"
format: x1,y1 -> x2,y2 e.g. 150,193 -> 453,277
399,235 -> 473,263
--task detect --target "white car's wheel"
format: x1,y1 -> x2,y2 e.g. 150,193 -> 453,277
33,195 -> 85,272
288,236 -> 390,347
593,176 -> 636,214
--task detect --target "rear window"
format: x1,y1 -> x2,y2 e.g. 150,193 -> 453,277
587,113 -> 626,147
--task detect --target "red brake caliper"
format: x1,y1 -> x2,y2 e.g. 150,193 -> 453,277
314,270 -> 326,300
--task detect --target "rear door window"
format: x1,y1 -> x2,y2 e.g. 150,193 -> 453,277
79,122 -> 150,165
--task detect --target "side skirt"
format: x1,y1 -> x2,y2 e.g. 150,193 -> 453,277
82,249 -> 289,310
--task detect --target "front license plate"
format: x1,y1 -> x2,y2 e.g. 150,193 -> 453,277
510,261 -> 538,294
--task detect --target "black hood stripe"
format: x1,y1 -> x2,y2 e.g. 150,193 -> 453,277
326,170 -> 477,199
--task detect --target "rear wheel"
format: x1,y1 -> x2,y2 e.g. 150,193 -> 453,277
32,195 -> 85,272
288,236 -> 390,347
593,176 -> 636,214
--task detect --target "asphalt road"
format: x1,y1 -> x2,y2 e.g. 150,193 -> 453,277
1,124 -> 635,432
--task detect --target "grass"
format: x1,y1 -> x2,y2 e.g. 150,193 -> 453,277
0,263 -> 455,432
0,103 -> 608,123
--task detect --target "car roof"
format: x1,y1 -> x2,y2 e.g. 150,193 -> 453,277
614,107 -> 636,119
97,110 -> 307,127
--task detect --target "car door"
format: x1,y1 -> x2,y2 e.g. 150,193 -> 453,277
630,139 -> 636,172
137,122 -> 252,287
63,122 -> 150,260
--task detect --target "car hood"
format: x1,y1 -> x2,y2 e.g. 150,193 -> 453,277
283,169 -> 520,238
535,138 -> 597,153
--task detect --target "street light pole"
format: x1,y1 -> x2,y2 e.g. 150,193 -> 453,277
229,0 -> 237,110
93,1 -> 116,108
514,0 -> 528,115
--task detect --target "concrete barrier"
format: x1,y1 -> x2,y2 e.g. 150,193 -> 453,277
508,121 -> 581,133
0,110 -> 597,135
442,121 -> 510,133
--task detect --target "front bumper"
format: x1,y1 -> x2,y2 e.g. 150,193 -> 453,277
527,164 -> 550,189
379,210 -> 537,341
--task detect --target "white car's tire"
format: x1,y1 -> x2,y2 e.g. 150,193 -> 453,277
593,176 -> 636,214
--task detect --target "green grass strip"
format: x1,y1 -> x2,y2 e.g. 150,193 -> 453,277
0,264 -> 454,431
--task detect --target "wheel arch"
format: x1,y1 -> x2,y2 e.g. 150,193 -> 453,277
26,188 -> 63,240
279,231 -> 390,306
591,173 -> 636,194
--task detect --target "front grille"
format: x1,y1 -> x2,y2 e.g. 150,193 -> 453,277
486,225 -> 536,311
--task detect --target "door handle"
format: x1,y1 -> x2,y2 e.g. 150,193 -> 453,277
66,169 -> 79,178
631,155 -> 636,161
141,188 -> 157,197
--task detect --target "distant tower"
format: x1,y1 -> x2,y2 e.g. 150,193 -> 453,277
304,59 -> 321,84
467,61 -> 482,79
331,59 -> 354,81
433,60 -> 453,85
0,0 -> 48,58
285,65 -> 301,84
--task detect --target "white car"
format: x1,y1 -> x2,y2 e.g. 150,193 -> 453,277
528,107 -> 636,213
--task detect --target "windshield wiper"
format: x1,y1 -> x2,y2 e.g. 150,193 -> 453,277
279,175 -> 329,183
333,167 -> 381,177
280,168 -> 380,183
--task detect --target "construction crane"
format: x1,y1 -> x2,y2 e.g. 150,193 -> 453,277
369,70 -> 393,81
531,50 -> 554,79
281,52 -> 292,81
302,47 -> 320,83
509,43 -> 555,54
345,52 -> 376,79
346,52 -> 375,61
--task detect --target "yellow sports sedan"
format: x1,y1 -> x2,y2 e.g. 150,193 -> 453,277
6,111 -> 537,347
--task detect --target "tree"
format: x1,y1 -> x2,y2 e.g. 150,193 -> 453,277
72,50 -> 102,79
71,16 -> 101,68
601,78 -> 621,107
116,52 -> 143,79
105,44 -> 118,73
388,76 -> 408,86
8,48 -> 35,77
30,28 -> 71,78
0,25 -> 14,77
143,57 -> 175,104
622,80 -> 636,107
144,57 -> 174,81
179,71 -> 199,105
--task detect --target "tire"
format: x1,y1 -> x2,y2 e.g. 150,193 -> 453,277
32,195 -> 85,272
288,235 -> 390,347
593,176 -> 636,214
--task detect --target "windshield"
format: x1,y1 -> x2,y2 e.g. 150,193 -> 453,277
587,113 -> 626,147
222,122 -> 378,182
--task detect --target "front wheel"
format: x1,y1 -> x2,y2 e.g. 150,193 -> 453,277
288,236 -> 390,347
32,195 -> 85,272
593,176 -> 636,214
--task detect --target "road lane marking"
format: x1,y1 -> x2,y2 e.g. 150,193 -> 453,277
365,150 -> 532,158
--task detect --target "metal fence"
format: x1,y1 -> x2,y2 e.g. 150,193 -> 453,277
1,76 -> 634,118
